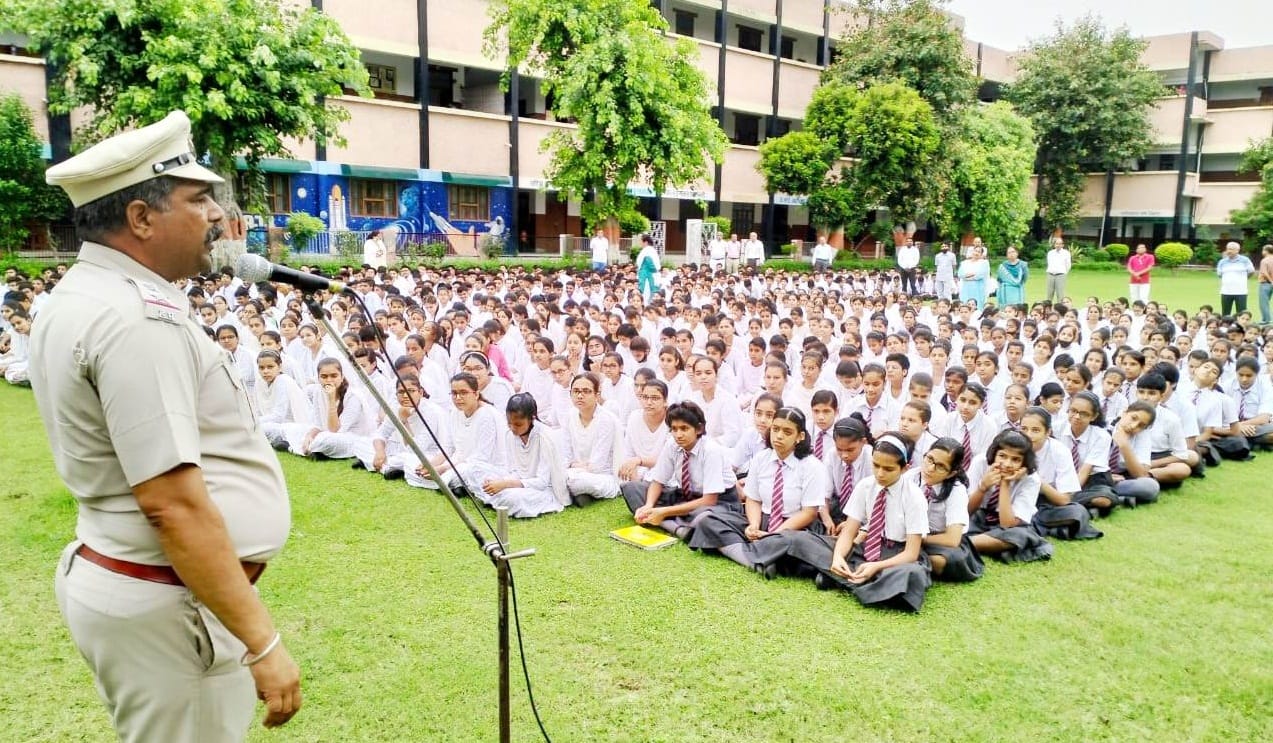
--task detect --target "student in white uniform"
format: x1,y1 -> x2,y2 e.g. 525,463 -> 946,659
352,373 -> 447,481
617,379 -> 671,484
408,372 -> 505,491
254,350 -> 311,450
561,372 -> 622,504
913,437 -> 983,582
290,357 -> 375,460
967,430 -> 1053,563
685,355 -> 744,449
472,394 -> 569,518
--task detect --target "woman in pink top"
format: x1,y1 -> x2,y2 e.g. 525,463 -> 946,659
1127,244 -> 1155,303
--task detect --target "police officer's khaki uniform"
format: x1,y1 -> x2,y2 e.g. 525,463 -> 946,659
32,111 -> 291,742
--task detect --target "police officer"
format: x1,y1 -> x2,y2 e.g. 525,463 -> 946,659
32,111 -> 301,741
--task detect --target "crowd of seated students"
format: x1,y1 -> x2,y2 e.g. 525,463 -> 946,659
5,259 -> 1273,612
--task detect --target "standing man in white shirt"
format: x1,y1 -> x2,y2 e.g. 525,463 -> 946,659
933,242 -> 957,301
1216,241 -> 1256,316
896,239 -> 920,296
589,226 -> 610,274
725,233 -> 742,273
1045,238 -> 1072,305
708,233 -> 727,271
811,235 -> 835,273
743,231 -> 765,267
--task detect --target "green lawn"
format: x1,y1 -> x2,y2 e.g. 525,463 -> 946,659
1,270 -> 1270,742
1026,267 -> 1227,315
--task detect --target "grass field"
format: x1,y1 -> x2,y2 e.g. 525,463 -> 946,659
1,271 -> 1269,742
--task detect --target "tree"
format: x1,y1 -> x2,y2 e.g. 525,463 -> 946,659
1005,17 -> 1162,232
10,0 -> 370,208
937,101 -> 1038,249
756,131 -> 836,199
1230,138 -> 1273,243
484,0 -> 727,225
839,82 -> 942,233
0,94 -> 70,253
825,0 -> 977,127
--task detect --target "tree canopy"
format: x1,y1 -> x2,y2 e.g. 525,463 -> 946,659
1005,16 -> 1161,231
0,94 -> 70,252
825,0 -> 977,125
484,0 -> 727,224
1231,138 -> 1273,243
938,101 -> 1038,248
9,0 -> 370,207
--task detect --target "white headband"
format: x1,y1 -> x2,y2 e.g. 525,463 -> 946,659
875,435 -> 911,464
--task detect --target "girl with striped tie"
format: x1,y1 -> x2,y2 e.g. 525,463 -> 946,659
687,408 -> 828,576
1056,391 -> 1119,518
788,433 -> 933,612
1019,406 -> 1103,540
813,416 -> 872,536
967,430 -> 1054,563
937,382 -> 996,475
993,383 -> 1030,433
911,437 -> 984,582
807,390 -> 839,466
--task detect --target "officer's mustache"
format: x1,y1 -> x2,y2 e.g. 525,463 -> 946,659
206,225 -> 224,244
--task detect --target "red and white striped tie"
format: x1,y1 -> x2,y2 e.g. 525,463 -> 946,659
863,487 -> 889,560
814,430 -> 825,459
768,460 -> 786,531
1070,437 -> 1082,471
962,423 -> 973,471
680,450 -> 692,496
838,463 -> 855,509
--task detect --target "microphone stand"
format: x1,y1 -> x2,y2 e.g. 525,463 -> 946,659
300,293 -> 535,743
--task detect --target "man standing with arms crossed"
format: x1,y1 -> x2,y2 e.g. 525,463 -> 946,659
933,242 -> 957,301
1217,240 -> 1255,316
32,111 -> 301,742
589,225 -> 610,274
896,238 -> 920,296
1127,243 -> 1155,302
1045,237 -> 1072,305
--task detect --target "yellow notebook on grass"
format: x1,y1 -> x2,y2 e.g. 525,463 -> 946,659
609,525 -> 679,551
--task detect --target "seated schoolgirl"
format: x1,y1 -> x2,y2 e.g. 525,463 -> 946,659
807,390 -> 839,465
354,373 -> 446,481
254,349 -> 311,451
617,378 -> 670,484
966,430 -> 1054,563
289,357 -> 376,460
993,383 -> 1030,433
1033,381 -> 1065,420
845,363 -> 899,437
688,408 -> 828,576
561,372 -> 622,505
407,372 -> 505,491
732,393 -> 782,487
1097,367 -> 1129,423
1019,406 -> 1102,540
1056,391 -> 1118,518
1108,400 -> 1162,507
458,351 -> 514,414
913,437 -> 983,582
936,382 -> 996,473
620,401 -> 737,539
785,432 -> 932,612
470,394 -> 569,519
812,416 -> 872,536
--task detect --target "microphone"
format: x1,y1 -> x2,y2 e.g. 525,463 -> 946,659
235,253 -> 349,294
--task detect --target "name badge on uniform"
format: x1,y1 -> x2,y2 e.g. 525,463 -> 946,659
132,280 -> 183,325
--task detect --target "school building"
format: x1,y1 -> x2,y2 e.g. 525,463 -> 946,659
2,1 -> 1272,254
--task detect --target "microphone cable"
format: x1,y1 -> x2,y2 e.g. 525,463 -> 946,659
331,285 -> 553,743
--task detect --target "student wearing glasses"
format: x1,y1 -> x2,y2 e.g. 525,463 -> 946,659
353,373 -> 447,482
406,372 -> 504,492
911,437 -> 983,581
561,372 -> 622,505
617,379 -> 670,484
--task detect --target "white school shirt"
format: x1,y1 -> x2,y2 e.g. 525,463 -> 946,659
306,384 -> 375,437
1146,405 -> 1190,458
743,449 -> 829,519
845,395 -> 901,438
562,407 -> 619,474
1110,427 -> 1153,472
844,476 -> 930,542
904,469 -> 969,534
686,388 -> 744,449
446,404 -> 505,469
1034,438 -> 1081,494
1096,391 -> 1128,425
967,458 -> 1042,523
1231,378 -> 1273,420
826,444 -> 873,506
938,411 -> 997,456
621,410 -> 670,477
647,437 -> 733,494
808,425 -> 836,467
375,399 -> 446,458
1058,424 -> 1112,476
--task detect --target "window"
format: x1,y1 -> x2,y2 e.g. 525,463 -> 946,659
737,26 -> 763,53
674,10 -> 696,37
1158,154 -> 1178,172
448,185 -> 490,222
733,114 -> 760,146
731,204 -> 755,235
350,179 -> 398,217
265,174 -> 290,214
771,118 -> 792,137
780,36 -> 796,60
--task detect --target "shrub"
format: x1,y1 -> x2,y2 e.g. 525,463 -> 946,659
1155,242 -> 1193,269
1106,243 -> 1130,260
332,230 -> 363,264
285,212 -> 325,251
1191,242 -> 1220,266
479,233 -> 506,259
1088,248 -> 1111,263
704,215 -> 731,238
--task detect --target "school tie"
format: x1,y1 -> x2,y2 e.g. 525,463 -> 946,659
923,485 -> 936,502
865,406 -> 874,431
838,463 -> 855,509
814,430 -> 825,459
768,460 -> 786,531
961,424 -> 973,471
1108,438 -> 1121,472
1101,396 -> 1110,418
1240,390 -> 1252,419
945,396 -> 956,413
983,484 -> 1000,527
863,487 -> 889,561
1070,437 -> 1082,471
680,450 -> 692,496
1191,390 -> 1200,406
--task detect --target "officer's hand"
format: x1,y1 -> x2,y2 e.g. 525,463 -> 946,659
250,641 -> 302,728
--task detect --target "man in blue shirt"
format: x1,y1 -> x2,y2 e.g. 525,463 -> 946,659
1216,241 -> 1255,317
